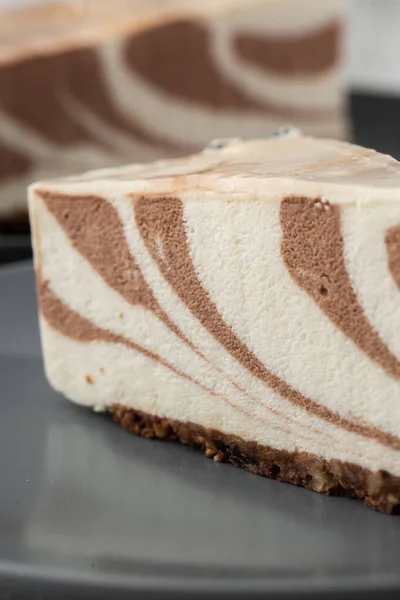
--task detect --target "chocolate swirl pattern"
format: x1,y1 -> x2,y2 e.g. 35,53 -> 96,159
38,191 -> 183,340
38,189 -> 347,449
0,0 -> 345,222
135,194 -> 400,453
38,278 -> 236,405
281,197 -> 400,380
29,134 -> 400,513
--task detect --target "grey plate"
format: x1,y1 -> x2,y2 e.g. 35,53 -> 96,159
1,263 -> 400,600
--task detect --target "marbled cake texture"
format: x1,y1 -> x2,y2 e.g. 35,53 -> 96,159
28,133 -> 400,512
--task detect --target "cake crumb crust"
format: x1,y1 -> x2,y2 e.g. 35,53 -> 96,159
110,404 -> 400,514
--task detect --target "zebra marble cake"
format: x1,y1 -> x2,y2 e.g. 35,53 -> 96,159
29,131 -> 400,513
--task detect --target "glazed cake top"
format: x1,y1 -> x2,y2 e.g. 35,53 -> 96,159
31,131 -> 400,203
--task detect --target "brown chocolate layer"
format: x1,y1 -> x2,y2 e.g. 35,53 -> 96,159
281,196 -> 400,380
235,21 -> 340,76
385,225 -> 400,291
0,45 -> 183,151
125,19 -> 338,121
39,278 -> 220,398
125,20 -> 267,110
110,404 -> 400,514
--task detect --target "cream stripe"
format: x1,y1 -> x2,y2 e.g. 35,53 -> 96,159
209,20 -> 342,111
230,0 -> 343,36
100,41 -> 344,149
59,91 -> 171,161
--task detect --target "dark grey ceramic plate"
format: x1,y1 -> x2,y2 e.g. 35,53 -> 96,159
1,262 -> 400,600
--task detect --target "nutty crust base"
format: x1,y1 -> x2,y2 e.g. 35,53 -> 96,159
110,405 -> 400,514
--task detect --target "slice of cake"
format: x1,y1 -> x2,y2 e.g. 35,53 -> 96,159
28,131 -> 400,513
1,0 -> 346,229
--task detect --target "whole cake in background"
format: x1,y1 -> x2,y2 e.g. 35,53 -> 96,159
30,131 -> 400,513
0,0 -> 346,230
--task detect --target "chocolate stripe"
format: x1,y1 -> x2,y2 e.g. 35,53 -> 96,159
39,278 -> 217,397
124,19 -> 338,122
385,225 -> 400,291
38,190 -> 184,343
235,22 -> 340,76
40,278 -> 321,443
281,196 -> 400,381
0,47 -> 183,152
134,196 -> 400,451
0,53 -> 97,146
66,47 -> 186,152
